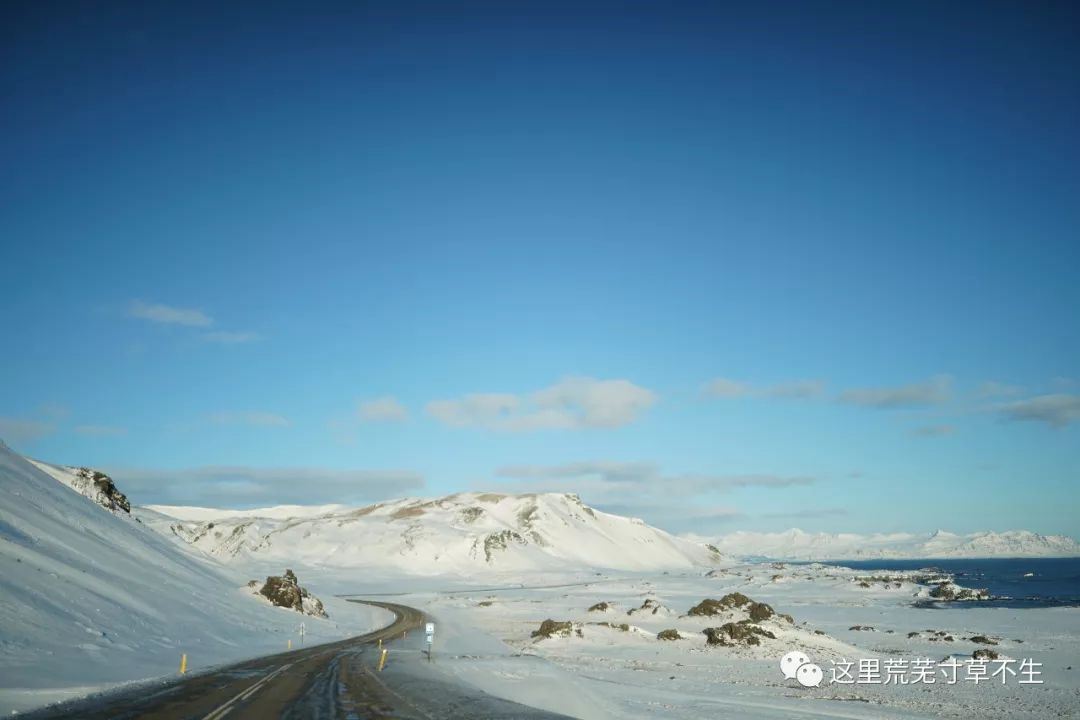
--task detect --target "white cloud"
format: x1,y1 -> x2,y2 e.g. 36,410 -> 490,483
703,378 -> 824,399
999,394 -> 1080,428
494,461 -> 814,497
427,377 -> 656,431
761,507 -> 847,519
761,380 -> 825,399
108,465 -> 424,506
359,397 -> 409,422
38,403 -> 70,419
702,378 -> 749,398
129,300 -> 213,327
201,330 -> 261,344
977,381 -> 1025,399
912,424 -> 956,437
208,411 -> 290,427
74,425 -> 127,437
838,375 -> 951,408
0,417 -> 55,444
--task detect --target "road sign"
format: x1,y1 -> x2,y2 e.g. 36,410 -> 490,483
425,622 -> 435,635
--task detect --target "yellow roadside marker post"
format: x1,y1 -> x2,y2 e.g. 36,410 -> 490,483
179,654 -> 188,675
288,639 -> 292,650
378,647 -> 388,672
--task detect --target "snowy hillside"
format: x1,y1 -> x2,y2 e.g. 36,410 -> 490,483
697,528 -> 1080,560
145,492 -> 727,574
0,442 -> 388,715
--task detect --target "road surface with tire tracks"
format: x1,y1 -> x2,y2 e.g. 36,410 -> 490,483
21,600 -> 571,719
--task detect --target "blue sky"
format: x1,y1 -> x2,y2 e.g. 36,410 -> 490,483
2,1 -> 1078,536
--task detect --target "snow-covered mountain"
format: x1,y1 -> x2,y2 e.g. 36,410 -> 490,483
696,528 -> 1080,560
145,492 -> 726,574
0,442 -> 385,715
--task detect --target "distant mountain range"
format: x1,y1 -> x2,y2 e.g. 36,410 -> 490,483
692,528 -> 1080,560
143,492 -> 725,573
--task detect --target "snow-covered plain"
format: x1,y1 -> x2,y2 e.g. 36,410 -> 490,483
348,566 -> 1080,720
0,443 -> 390,716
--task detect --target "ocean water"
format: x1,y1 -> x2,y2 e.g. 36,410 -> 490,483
827,557 -> 1080,608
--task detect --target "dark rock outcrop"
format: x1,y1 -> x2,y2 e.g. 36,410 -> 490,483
703,622 -> 776,647
688,593 -> 773,622
255,569 -> 327,618
531,619 -> 582,639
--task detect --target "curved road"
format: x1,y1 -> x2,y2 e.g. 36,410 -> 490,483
23,600 -> 567,720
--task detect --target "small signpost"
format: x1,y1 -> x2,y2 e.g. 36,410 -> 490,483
425,622 -> 435,661
299,621 -> 306,646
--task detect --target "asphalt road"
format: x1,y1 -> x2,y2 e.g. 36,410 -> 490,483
22,600 -> 570,720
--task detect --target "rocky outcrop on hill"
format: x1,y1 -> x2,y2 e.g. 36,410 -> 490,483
249,569 -> 327,618
27,459 -> 131,514
703,622 -> 776,647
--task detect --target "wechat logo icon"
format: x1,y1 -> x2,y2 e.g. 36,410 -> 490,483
780,650 -> 823,687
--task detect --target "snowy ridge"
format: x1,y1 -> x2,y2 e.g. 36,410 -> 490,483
694,527 -> 1080,560
145,492 -> 727,573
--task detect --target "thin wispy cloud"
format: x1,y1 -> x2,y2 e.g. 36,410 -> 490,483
359,397 -> 409,422
109,465 -> 424,506
761,380 -> 826,399
912,424 -> 956,437
977,381 -> 1025,399
838,375 -> 951,409
129,300 -> 213,327
74,425 -> 127,437
207,411 -> 290,427
494,461 -> 814,497
998,394 -> 1080,428
761,507 -> 847,519
201,330 -> 262,345
703,378 -> 824,399
38,403 -> 70,419
0,417 -> 55,444
702,378 -> 749,398
427,377 -> 656,431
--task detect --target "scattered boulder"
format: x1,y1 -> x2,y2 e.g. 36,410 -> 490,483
628,598 -> 667,616
973,648 -> 1000,661
531,619 -> 582,639
849,625 -> 875,632
593,622 -> 631,632
929,583 -> 956,600
688,593 -> 774,623
477,600 -> 495,607
657,629 -> 681,641
703,622 -> 776,647
254,569 -> 327,618
929,582 -> 990,601
588,601 -> 612,612
969,635 -> 998,645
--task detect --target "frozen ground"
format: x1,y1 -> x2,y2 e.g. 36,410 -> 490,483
320,564 -> 1080,719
